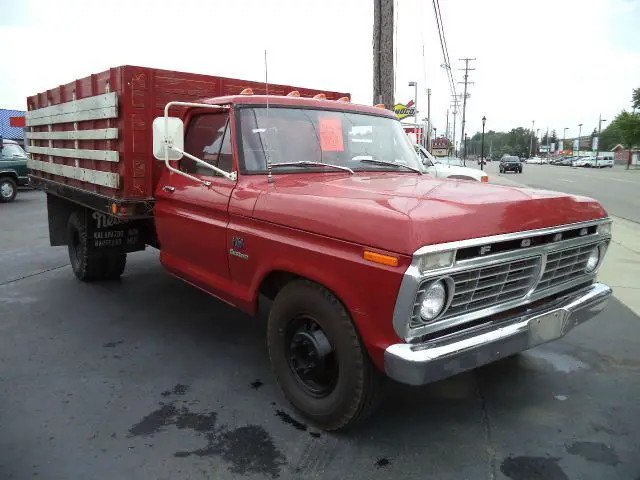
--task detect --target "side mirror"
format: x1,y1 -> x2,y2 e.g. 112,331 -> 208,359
153,117 -> 184,161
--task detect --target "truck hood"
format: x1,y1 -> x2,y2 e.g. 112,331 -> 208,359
252,173 -> 607,255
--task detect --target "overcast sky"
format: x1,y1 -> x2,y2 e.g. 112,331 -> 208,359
1,0 -> 638,147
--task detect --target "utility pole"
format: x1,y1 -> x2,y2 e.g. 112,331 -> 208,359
450,94 -> 461,157
427,88 -> 432,152
373,0 -> 394,108
458,58 -> 476,166
529,120 -> 535,158
445,109 -> 450,140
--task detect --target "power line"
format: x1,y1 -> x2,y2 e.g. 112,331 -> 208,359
431,0 -> 459,113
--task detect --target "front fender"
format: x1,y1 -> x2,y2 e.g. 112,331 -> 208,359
227,214 -> 410,369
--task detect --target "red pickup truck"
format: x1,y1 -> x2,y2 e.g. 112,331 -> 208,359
27,65 -> 612,431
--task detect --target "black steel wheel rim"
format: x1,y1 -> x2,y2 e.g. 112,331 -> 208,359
285,315 -> 338,397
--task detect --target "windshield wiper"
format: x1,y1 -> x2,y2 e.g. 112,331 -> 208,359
358,158 -> 422,174
271,161 -> 354,174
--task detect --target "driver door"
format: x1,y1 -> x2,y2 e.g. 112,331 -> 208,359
154,110 -> 237,299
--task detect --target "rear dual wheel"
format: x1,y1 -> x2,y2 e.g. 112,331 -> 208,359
267,280 -> 382,431
67,212 -> 127,282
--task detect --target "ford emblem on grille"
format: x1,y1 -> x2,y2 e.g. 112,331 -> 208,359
553,233 -> 562,242
520,238 -> 531,247
579,228 -> 588,236
479,245 -> 492,255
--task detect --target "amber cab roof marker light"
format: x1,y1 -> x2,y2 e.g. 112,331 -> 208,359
363,250 -> 399,267
374,103 -> 386,109
239,88 -> 254,95
313,93 -> 327,100
287,90 -> 301,97
336,97 -> 350,102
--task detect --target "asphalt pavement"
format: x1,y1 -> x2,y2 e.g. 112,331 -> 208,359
482,162 -> 640,223
1,190 -> 640,480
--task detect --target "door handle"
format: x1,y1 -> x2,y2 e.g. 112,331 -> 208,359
162,186 -> 175,193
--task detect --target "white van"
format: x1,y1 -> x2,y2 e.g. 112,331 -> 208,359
594,154 -> 614,168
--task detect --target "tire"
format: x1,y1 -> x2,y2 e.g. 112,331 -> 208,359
267,279 -> 382,431
0,177 -> 17,203
104,253 -> 127,280
67,212 -> 126,281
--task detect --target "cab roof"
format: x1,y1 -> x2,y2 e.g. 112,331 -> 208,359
195,95 -> 398,119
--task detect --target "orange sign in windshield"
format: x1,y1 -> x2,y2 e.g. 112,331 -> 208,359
319,116 -> 344,152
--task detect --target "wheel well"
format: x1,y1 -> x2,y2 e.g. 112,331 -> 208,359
0,172 -> 18,181
259,270 -> 300,301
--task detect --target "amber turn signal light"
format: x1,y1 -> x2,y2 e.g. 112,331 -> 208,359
363,250 -> 399,267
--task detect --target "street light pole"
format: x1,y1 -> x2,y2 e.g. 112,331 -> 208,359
408,81 -> 418,124
563,127 -> 568,153
595,114 -> 607,166
529,120 -> 535,158
578,123 -> 583,156
481,116 -> 486,171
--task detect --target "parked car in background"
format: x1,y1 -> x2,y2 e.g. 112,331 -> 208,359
594,155 -> 615,168
572,157 -> 594,167
415,146 -> 488,182
527,156 -> 543,164
0,139 -> 29,203
499,156 -> 523,174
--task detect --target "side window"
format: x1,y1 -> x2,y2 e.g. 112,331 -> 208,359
183,113 -> 231,175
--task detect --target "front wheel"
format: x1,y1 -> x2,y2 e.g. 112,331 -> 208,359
267,280 -> 382,431
0,177 -> 17,203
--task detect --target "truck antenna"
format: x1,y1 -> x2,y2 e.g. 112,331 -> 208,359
264,49 -> 273,184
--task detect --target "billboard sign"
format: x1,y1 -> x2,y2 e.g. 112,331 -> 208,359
393,100 -> 416,120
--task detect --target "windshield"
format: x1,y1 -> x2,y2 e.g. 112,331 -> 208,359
237,107 -> 424,174
1,143 -> 28,158
503,156 -> 520,163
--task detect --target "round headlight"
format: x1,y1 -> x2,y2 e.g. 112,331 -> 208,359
585,246 -> 600,273
420,281 -> 447,321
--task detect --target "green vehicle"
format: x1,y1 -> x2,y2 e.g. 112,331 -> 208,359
0,138 -> 29,202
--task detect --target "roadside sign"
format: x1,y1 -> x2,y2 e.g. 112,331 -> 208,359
393,101 -> 415,120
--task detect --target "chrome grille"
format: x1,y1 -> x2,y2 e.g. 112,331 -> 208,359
535,243 -> 597,291
411,257 -> 540,327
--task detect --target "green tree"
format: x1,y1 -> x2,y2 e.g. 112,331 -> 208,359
541,132 -> 549,145
501,145 -> 513,155
632,87 -> 640,111
599,121 -> 622,150
550,130 -> 558,143
610,111 -> 640,168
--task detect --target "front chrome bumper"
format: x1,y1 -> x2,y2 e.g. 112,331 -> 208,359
384,282 -> 612,386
